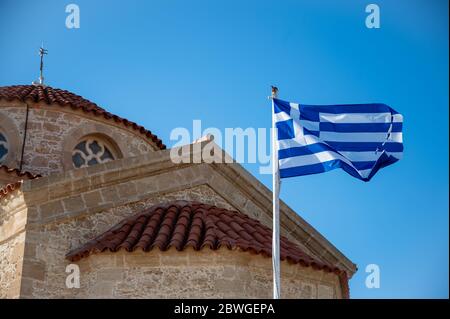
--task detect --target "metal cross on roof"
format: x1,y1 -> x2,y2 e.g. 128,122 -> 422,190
33,45 -> 48,86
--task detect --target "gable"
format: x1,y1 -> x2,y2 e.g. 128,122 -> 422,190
19,140 -> 356,277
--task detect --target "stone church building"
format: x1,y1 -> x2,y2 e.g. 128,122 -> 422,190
0,84 -> 356,299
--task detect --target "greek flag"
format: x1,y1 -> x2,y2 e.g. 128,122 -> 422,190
273,98 -> 403,181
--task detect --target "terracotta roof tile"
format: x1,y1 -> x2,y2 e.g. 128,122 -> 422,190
0,165 -> 41,180
66,201 -> 346,277
0,181 -> 22,200
0,85 -> 166,150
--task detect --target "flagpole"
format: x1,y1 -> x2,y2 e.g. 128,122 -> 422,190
271,86 -> 281,299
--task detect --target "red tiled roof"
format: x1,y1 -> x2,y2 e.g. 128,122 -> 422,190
66,201 -> 346,274
0,165 -> 41,180
0,181 -> 22,200
0,85 -> 166,150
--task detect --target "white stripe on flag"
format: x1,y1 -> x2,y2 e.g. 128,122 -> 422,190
300,120 -> 320,131
320,131 -> 403,143
279,151 -> 372,178
277,134 -> 319,149
358,169 -> 372,178
338,151 -> 403,162
320,112 -> 394,124
273,112 -> 290,122
279,150 -> 356,169
393,114 -> 403,123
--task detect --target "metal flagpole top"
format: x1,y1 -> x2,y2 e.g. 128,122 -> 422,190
269,85 -> 279,100
271,85 -> 278,98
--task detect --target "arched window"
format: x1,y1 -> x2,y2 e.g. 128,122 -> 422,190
72,137 -> 118,168
0,131 -> 8,164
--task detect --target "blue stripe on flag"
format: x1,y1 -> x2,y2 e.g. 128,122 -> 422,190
278,143 -> 329,159
324,141 -> 403,152
303,127 -> 320,137
278,142 -> 403,160
299,109 -> 320,122
319,122 -> 402,133
279,154 -> 399,181
301,103 -> 393,114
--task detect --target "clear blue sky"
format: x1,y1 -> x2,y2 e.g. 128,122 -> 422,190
0,0 -> 448,298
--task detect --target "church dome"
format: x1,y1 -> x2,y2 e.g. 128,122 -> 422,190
0,84 -> 165,176
0,85 -> 165,149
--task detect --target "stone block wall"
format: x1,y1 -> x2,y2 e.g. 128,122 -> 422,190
0,191 -> 27,298
33,248 -> 342,299
0,103 -> 158,176
0,232 -> 25,298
